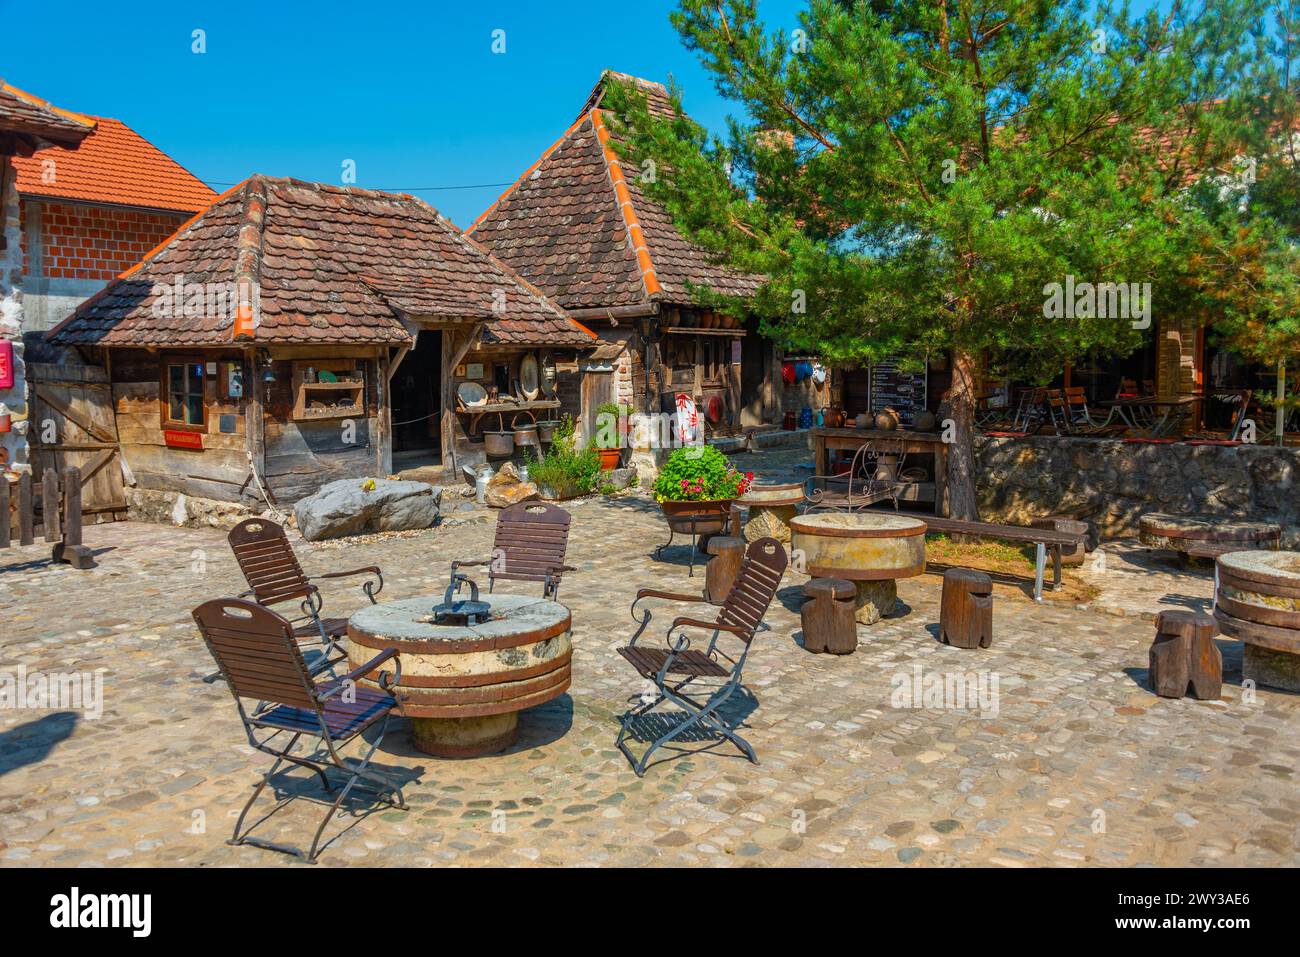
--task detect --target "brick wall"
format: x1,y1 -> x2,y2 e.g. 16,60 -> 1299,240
21,199 -> 187,281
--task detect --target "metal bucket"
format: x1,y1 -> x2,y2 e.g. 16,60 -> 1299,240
536,419 -> 561,444
512,411 -> 539,448
483,413 -> 514,457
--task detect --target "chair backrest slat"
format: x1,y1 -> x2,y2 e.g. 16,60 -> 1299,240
716,538 -> 788,642
229,519 -> 313,605
491,501 -> 572,587
193,598 -> 317,709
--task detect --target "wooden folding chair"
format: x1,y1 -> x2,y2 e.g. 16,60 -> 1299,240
218,518 -> 382,679
615,537 -> 789,776
453,500 -> 574,600
193,598 -> 407,864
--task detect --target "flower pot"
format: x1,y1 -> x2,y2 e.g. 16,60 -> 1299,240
659,499 -> 736,537
596,447 -> 622,471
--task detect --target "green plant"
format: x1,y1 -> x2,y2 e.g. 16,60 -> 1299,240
524,415 -> 601,497
652,446 -> 753,501
594,401 -> 627,449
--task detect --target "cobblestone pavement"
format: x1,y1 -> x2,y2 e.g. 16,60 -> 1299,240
2,480 -> 1297,868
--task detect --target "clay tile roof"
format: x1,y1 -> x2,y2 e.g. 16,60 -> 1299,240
47,175 -> 595,349
0,81 -> 94,150
468,71 -> 764,311
10,115 -> 215,213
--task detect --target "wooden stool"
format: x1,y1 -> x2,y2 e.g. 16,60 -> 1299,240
1149,610 -> 1221,700
801,578 -> 857,654
939,568 -> 993,649
704,536 -> 745,604
1031,516 -> 1089,567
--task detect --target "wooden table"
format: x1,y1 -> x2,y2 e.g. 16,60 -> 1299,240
811,427 -> 948,516
347,594 -> 571,757
1099,396 -> 1202,437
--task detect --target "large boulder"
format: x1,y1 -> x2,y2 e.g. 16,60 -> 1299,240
295,478 -> 442,541
484,462 -> 540,508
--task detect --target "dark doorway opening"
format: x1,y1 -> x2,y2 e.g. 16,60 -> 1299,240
391,330 -> 441,466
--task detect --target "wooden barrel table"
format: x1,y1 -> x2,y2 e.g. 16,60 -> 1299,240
739,482 -> 805,544
347,594 -> 571,757
789,512 -> 927,624
1214,550 -> 1300,692
1139,513 -> 1281,559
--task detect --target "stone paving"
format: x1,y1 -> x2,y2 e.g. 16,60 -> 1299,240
1,472 -> 1298,867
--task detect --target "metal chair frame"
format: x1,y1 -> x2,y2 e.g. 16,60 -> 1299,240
211,518 -> 383,682
615,538 -> 788,776
654,502 -> 741,577
453,500 -> 574,600
193,597 -> 407,864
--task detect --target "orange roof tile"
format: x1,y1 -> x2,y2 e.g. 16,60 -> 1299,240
11,115 -> 215,213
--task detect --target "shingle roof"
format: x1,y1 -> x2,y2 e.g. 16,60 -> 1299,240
10,115 -> 215,213
468,71 -> 764,310
48,175 -> 595,349
0,82 -> 94,150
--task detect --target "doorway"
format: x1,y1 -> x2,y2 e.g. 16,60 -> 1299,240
391,330 -> 441,466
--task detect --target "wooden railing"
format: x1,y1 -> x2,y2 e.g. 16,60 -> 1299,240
1,466 -> 94,568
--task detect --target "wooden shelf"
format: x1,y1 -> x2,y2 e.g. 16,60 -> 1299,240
292,360 -> 364,421
660,326 -> 746,337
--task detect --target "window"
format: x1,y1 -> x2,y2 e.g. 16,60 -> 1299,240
163,358 -> 206,428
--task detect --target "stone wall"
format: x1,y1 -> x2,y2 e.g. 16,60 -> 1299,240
976,435 -> 1300,543
0,159 -> 29,473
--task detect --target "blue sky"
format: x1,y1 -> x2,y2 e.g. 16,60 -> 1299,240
0,0 -> 803,226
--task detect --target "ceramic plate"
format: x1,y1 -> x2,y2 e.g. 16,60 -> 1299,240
457,381 -> 488,407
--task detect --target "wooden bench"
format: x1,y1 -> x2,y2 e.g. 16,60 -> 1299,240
923,515 -> 1087,602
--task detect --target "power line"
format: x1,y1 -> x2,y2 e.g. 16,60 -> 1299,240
201,179 -> 513,192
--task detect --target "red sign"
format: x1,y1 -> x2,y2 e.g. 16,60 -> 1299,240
163,429 -> 204,450
0,340 -> 13,390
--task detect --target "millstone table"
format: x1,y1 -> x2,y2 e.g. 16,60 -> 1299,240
1213,550 -> 1300,692
1139,513 -> 1281,560
789,512 -> 928,624
739,482 -> 805,543
347,594 -> 571,757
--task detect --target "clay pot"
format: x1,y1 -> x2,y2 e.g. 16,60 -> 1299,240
597,447 -> 622,471
913,410 -> 937,432
854,412 -> 873,429
875,407 -> 900,431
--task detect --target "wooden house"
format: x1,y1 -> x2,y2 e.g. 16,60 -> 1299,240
467,72 -> 777,458
45,175 -> 595,512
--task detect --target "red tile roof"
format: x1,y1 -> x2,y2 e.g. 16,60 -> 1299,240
48,175 -> 595,349
0,82 -> 94,150
10,115 -> 215,213
469,71 -> 764,310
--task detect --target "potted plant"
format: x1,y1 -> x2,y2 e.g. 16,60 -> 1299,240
523,417 -> 601,499
593,401 -> 625,471
652,446 -> 754,533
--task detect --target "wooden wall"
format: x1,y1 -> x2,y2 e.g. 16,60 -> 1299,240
109,347 -> 256,503
262,350 -> 382,504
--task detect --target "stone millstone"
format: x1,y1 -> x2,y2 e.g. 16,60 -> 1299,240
294,478 -> 442,541
744,504 -> 798,544
1244,644 -> 1300,693
853,579 -> 898,624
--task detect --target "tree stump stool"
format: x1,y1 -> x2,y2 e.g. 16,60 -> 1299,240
1149,610 -> 1222,699
1031,516 -> 1089,567
704,536 -> 746,604
939,568 -> 993,649
801,578 -> 857,654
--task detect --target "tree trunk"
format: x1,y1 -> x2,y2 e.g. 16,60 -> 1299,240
945,349 -> 980,522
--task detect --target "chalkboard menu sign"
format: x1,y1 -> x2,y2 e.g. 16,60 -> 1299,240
869,357 -> 927,426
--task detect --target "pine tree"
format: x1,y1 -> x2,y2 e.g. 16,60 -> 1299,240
606,0 -> 1263,517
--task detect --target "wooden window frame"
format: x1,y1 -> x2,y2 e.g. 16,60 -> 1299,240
160,354 -> 209,432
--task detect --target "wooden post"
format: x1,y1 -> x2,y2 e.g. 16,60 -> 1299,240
18,471 -> 33,545
0,475 -> 9,549
42,469 -> 60,543
56,465 -> 93,569
1277,359 -> 1287,447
